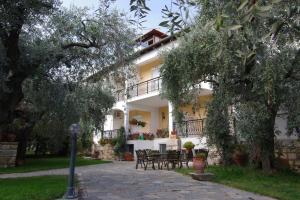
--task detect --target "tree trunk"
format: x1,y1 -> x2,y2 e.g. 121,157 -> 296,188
16,126 -> 33,166
0,21 -> 25,136
260,112 -> 277,173
16,132 -> 27,166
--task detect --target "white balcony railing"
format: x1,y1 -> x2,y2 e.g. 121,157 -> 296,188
113,77 -> 162,101
127,76 -> 162,98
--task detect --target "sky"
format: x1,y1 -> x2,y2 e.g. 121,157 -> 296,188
61,0 -> 175,34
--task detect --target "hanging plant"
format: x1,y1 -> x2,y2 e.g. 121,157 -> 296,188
129,118 -> 146,127
129,118 -> 138,125
137,121 -> 146,127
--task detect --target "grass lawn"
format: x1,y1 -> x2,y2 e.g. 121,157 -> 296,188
0,157 -> 111,174
0,175 -> 68,200
176,166 -> 300,200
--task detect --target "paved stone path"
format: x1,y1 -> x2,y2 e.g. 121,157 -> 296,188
0,162 -> 275,200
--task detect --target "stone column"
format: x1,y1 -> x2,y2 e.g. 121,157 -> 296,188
123,78 -> 129,135
168,101 -> 174,136
123,105 -> 130,135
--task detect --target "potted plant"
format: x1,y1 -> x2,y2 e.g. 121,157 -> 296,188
129,118 -> 138,125
183,141 -> 195,152
99,138 -> 107,146
156,129 -> 169,138
124,152 -> 134,161
137,121 -> 146,127
171,130 -> 177,135
143,133 -> 154,140
232,144 -> 248,166
193,152 -> 207,173
139,133 -> 144,140
132,133 -> 140,140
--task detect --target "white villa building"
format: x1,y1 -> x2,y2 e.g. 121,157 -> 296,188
93,29 -> 299,169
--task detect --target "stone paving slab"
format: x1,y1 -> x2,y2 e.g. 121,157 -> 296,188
78,162 -> 276,200
0,162 -> 276,200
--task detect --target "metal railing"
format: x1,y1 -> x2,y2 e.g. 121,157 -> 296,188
127,76 -> 162,98
173,119 -> 205,137
102,129 -> 119,139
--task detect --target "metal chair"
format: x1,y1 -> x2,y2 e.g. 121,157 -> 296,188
135,150 -> 145,169
179,150 -> 190,168
166,150 -> 180,170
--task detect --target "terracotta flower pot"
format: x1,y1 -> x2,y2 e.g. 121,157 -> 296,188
233,152 -> 247,166
124,152 -> 134,161
193,157 -> 206,173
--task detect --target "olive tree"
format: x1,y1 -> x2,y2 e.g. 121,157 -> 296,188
0,0 -> 136,163
160,0 -> 299,172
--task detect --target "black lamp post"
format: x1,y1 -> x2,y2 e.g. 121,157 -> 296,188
65,123 -> 80,199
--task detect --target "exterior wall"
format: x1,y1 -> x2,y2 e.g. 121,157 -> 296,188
128,138 -> 177,159
113,111 -> 124,130
0,142 -> 18,168
180,137 -> 208,150
158,106 -> 168,129
274,113 -> 300,172
127,140 -> 154,160
129,110 -> 151,133
275,113 -> 298,140
275,139 -> 300,172
94,144 -> 115,160
127,137 -> 214,161
153,138 -> 171,150
138,59 -> 162,82
103,115 -> 114,131
179,95 -> 212,119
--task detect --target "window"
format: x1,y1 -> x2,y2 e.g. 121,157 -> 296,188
148,39 -> 153,45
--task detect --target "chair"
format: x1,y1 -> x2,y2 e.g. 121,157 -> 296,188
179,150 -> 190,168
135,150 -> 145,169
151,150 -> 162,169
166,150 -> 180,170
142,150 -> 156,170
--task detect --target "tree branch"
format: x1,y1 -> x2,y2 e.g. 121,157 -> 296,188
61,42 -> 98,49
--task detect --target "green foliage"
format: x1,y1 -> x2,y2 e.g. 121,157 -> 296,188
0,176 -> 68,200
99,138 -> 107,146
99,138 -> 117,146
176,166 -> 300,200
113,127 -> 126,157
130,0 -> 198,33
129,118 -> 146,127
0,157 -> 111,174
204,89 -> 233,165
25,78 -> 115,155
195,152 -> 207,159
0,1 -> 136,155
183,141 -> 195,150
156,128 -> 169,138
161,0 -> 300,171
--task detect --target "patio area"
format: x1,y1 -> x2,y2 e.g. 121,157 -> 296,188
78,161 -> 274,200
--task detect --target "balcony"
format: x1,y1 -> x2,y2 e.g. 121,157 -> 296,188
173,119 -> 205,137
127,76 -> 162,98
102,129 -> 119,139
112,77 -> 162,102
